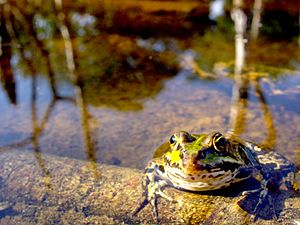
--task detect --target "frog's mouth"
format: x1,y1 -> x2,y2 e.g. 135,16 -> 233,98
164,165 -> 242,191
164,163 -> 251,192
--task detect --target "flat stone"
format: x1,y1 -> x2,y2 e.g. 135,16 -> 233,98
0,149 -> 299,224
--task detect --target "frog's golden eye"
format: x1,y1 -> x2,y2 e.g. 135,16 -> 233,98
170,135 -> 176,144
212,132 -> 227,151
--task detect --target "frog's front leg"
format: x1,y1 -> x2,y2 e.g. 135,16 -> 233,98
253,178 -> 278,220
253,171 -> 300,220
133,159 -> 175,222
239,169 -> 279,220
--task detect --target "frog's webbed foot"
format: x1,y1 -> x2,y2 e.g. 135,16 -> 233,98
241,177 -> 279,221
133,163 -> 175,222
133,179 -> 172,221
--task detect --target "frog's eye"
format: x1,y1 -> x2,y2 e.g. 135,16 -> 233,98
170,135 -> 176,144
212,133 -> 227,151
170,131 -> 196,146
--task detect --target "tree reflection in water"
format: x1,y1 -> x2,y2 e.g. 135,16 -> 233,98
229,0 -> 276,149
0,0 -> 299,181
0,0 -> 101,186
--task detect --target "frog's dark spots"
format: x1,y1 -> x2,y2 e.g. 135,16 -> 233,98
219,162 -> 240,172
214,173 -> 224,178
204,167 -> 212,172
179,152 -> 184,159
170,162 -> 181,169
146,168 -> 155,173
158,165 -> 165,173
192,161 -> 203,171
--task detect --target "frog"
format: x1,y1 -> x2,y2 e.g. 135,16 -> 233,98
133,131 -> 300,222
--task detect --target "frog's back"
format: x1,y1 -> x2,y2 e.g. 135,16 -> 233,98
244,141 -> 297,178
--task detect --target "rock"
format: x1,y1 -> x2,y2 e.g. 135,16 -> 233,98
0,149 -> 299,224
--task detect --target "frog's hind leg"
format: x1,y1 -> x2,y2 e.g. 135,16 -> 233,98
133,162 -> 175,222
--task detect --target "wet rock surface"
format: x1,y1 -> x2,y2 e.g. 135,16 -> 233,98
0,150 -> 299,224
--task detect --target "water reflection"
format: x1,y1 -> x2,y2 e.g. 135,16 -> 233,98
56,0 -> 100,178
0,35 -> 16,104
229,76 -> 277,148
31,75 -> 53,189
0,3 -> 16,104
250,0 -> 263,41
0,1 -> 176,174
0,0 -> 299,172
229,0 -> 276,148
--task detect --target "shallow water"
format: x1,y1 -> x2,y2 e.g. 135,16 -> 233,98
0,1 -> 299,169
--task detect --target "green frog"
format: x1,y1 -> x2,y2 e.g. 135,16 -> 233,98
133,131 -> 300,222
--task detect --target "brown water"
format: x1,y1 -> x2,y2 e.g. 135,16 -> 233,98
0,0 -> 299,171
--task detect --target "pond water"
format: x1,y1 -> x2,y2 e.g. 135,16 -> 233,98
0,0 -> 299,172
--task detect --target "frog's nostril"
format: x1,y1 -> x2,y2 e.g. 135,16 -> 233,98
196,150 -> 206,160
170,135 -> 176,144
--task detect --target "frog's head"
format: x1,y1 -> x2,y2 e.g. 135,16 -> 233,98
164,131 -> 243,176
161,131 -> 253,191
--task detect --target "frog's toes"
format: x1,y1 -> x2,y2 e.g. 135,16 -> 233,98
150,180 -> 175,202
254,177 -> 285,221
133,172 -> 174,222
252,194 -> 278,222
241,187 -> 262,196
253,188 -> 270,214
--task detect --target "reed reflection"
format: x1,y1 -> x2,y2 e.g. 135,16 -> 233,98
0,3 -> 16,104
230,0 -> 248,136
229,0 -> 276,149
55,0 -> 100,178
0,0 -> 100,185
250,0 -> 263,41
